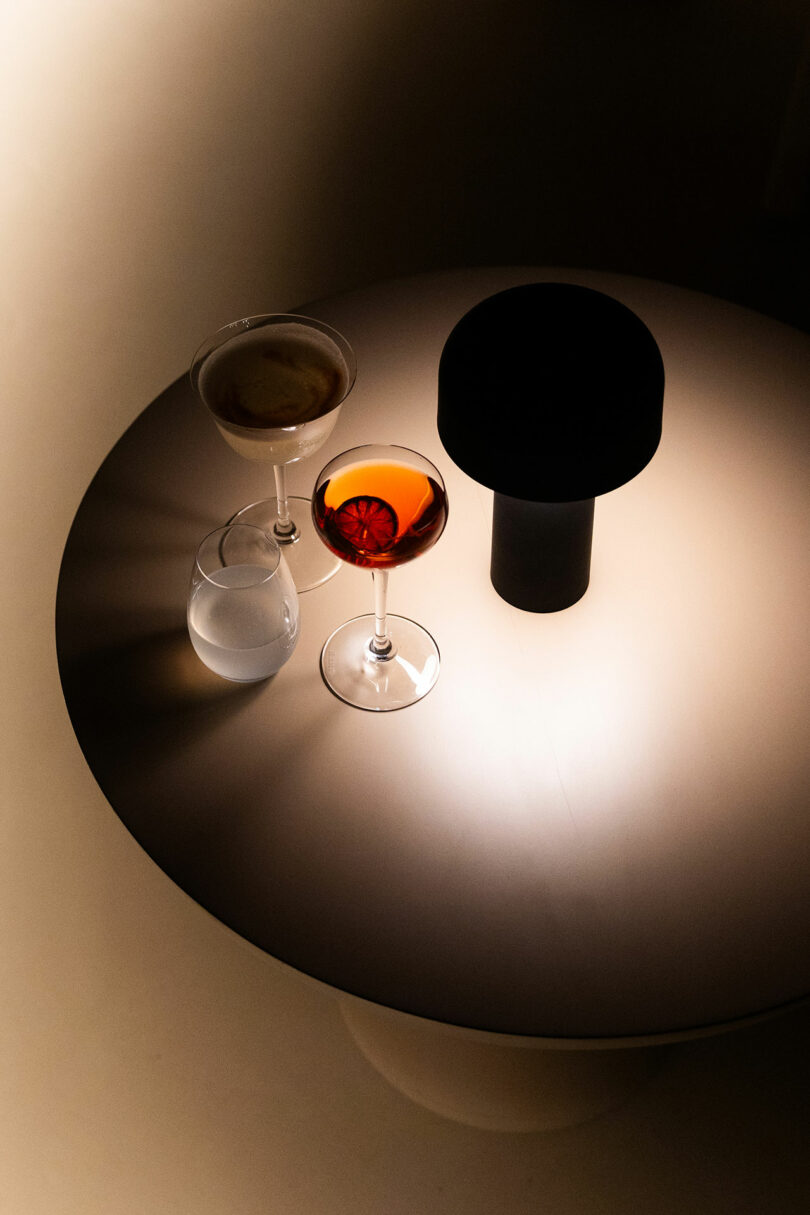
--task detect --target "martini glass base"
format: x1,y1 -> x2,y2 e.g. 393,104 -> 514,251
231,497 -> 342,592
320,614 -> 440,711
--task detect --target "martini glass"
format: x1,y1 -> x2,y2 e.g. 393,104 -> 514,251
191,314 -> 356,591
312,444 -> 448,710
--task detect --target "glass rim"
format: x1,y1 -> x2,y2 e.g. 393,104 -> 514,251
189,311 -> 357,404
314,443 -> 446,489
194,523 -> 282,589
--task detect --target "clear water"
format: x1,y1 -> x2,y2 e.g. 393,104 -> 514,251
188,563 -> 299,681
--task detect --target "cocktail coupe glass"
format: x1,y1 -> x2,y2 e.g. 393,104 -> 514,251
190,314 -> 357,592
312,444 -> 448,711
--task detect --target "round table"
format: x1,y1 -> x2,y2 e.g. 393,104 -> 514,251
56,268 -> 810,1128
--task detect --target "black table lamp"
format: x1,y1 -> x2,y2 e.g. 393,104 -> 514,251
437,283 -> 665,611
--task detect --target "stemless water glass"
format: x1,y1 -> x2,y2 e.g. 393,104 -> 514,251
312,444 -> 448,710
187,524 -> 300,682
190,314 -> 356,592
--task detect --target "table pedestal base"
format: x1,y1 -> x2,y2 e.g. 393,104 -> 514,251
339,996 -> 669,1133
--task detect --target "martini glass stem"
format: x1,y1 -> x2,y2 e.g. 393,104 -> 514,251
272,464 -> 298,541
370,569 -> 393,657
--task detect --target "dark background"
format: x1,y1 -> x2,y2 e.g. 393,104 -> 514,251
290,0 -> 810,330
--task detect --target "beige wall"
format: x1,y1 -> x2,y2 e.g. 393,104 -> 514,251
2,2 -> 809,1210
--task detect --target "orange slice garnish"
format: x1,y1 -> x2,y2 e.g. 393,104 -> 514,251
333,496 -> 398,554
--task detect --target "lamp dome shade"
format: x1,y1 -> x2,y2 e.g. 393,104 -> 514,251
437,283 -> 664,503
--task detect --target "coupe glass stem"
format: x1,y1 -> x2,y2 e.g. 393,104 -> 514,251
272,463 -> 298,541
370,569 -> 393,657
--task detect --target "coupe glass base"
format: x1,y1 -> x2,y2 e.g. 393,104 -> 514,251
231,496 -> 342,592
320,614 -> 440,711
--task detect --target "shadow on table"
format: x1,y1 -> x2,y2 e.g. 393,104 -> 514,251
59,626 -> 269,766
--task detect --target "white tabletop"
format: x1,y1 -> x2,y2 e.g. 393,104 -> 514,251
56,267 -> 810,1040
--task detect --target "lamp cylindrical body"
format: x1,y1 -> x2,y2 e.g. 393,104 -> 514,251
490,495 -> 595,612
